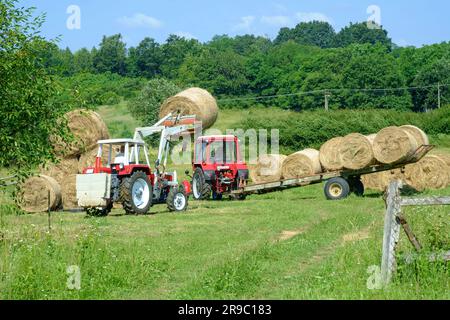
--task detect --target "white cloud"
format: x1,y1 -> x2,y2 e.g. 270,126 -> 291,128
296,12 -> 333,24
233,16 -> 256,31
174,31 -> 197,40
117,13 -> 163,29
260,15 -> 291,27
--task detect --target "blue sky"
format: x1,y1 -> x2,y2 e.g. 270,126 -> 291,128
20,0 -> 450,50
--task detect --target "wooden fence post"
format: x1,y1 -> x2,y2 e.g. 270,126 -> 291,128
380,180 -> 402,286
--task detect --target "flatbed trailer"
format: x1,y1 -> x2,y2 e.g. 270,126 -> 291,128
231,145 -> 434,200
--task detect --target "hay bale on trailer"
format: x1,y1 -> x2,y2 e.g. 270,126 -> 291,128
340,133 -> 376,170
319,137 -> 344,171
159,88 -> 219,129
250,154 -> 287,184
373,127 -> 419,164
19,175 -> 62,213
282,149 -> 322,180
400,125 -> 429,147
52,109 -> 110,157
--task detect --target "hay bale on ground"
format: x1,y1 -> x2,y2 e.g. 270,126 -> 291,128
78,144 -> 111,173
282,149 -> 321,179
250,154 -> 287,184
400,125 -> 429,147
40,157 -> 79,185
60,174 -> 80,210
404,155 -> 449,191
340,133 -> 376,170
319,137 -> 344,171
373,127 -> 418,164
52,109 -> 110,157
19,175 -> 62,213
160,88 -> 219,129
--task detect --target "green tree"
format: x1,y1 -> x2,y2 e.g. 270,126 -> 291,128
93,34 -> 127,75
160,35 -> 202,79
127,37 -> 162,78
128,78 -> 181,126
73,48 -> 94,73
0,0 -> 70,173
334,22 -> 392,48
179,47 -> 250,96
413,58 -> 450,111
274,21 -> 336,48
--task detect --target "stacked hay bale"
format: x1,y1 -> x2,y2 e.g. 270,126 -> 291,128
19,109 -> 110,213
160,87 -> 219,129
281,149 -> 321,180
340,133 -> 376,170
250,154 -> 287,184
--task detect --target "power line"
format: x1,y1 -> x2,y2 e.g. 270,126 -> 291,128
218,83 -> 449,103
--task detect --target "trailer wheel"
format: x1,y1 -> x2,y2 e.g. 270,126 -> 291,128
324,177 -> 350,200
120,171 -> 152,215
167,185 -> 188,212
192,168 -> 211,200
349,178 -> 365,197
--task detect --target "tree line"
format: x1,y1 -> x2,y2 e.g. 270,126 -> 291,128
42,20 -> 450,112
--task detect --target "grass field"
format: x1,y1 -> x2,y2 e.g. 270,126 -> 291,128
0,104 -> 449,300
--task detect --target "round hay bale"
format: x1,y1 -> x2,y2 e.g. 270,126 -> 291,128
340,133 -> 376,170
400,125 -> 429,147
19,175 -> 62,213
40,157 -> 79,185
52,109 -> 110,157
282,149 -> 321,179
159,88 -> 219,129
373,127 -> 419,164
319,137 -> 344,171
249,154 -> 287,184
60,174 -> 80,210
405,155 -> 449,191
78,144 -> 111,173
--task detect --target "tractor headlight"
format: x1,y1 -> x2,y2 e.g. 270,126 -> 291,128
86,168 -> 94,174
120,163 -> 124,170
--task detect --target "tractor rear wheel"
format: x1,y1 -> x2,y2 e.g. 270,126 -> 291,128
192,168 -> 211,200
120,171 -> 152,215
167,185 -> 188,212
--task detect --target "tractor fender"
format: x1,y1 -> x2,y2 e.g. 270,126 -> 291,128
182,180 -> 192,195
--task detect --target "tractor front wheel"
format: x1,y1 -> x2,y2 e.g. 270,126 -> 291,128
192,168 -> 211,200
120,171 -> 153,215
167,185 -> 188,212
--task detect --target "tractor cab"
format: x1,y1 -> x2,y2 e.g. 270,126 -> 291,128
84,139 -> 152,177
191,135 -> 249,200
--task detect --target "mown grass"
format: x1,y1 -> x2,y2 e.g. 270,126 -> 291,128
0,184 -> 449,300
0,103 -> 448,300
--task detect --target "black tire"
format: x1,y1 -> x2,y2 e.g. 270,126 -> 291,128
324,177 -> 351,201
86,203 -> 112,217
192,168 -> 212,200
349,178 -> 365,197
120,171 -> 153,215
212,191 -> 223,201
167,185 -> 188,212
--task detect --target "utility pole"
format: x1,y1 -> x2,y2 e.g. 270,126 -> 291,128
437,82 -> 441,109
324,91 -> 331,111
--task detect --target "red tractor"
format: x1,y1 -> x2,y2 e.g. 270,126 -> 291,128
76,114 -> 195,217
190,135 -> 249,201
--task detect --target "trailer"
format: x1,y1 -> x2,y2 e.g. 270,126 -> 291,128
230,145 -> 434,201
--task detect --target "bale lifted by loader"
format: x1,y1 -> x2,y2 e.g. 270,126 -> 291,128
76,114 -> 196,217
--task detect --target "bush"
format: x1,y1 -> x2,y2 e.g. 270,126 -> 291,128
128,78 -> 181,126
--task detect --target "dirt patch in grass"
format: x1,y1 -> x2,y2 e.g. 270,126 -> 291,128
341,225 -> 372,244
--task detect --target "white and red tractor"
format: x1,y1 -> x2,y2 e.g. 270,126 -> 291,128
76,114 -> 195,217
